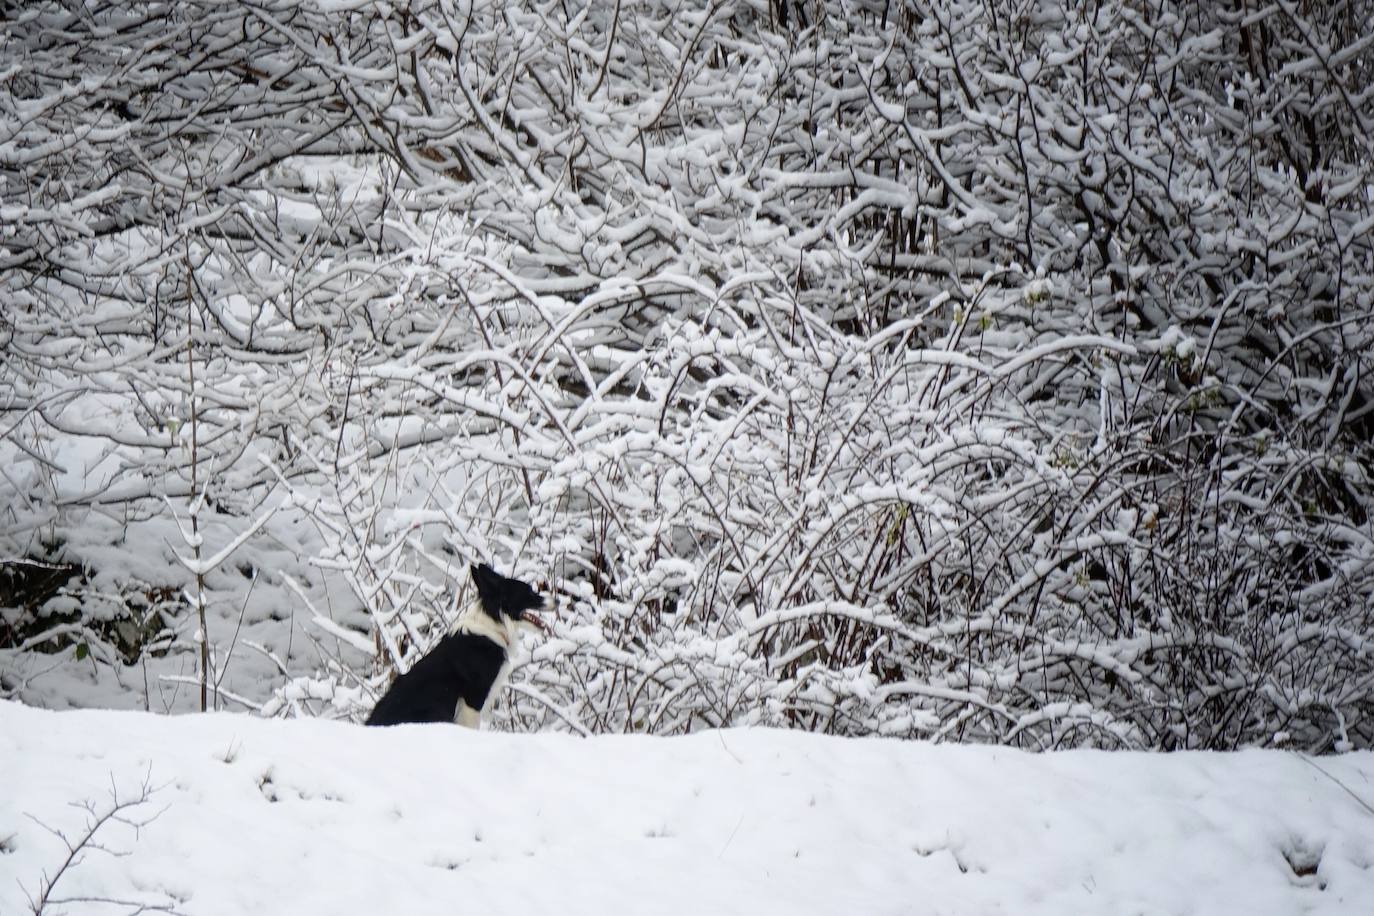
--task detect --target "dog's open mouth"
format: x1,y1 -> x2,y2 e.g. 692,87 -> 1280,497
519,598 -> 552,634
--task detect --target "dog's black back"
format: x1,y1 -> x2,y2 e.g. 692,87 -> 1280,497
364,631 -> 506,726
364,563 -> 546,727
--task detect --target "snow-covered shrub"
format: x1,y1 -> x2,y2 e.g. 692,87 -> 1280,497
2,0 -> 1371,749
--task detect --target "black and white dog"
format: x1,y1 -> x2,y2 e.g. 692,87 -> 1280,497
365,563 -> 551,728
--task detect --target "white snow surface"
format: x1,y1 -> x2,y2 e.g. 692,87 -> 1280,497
3,701 -> 1371,915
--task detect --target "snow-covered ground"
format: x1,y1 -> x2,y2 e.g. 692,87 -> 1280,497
2,701 -> 1370,915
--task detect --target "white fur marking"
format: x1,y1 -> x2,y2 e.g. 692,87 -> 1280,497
447,600 -> 525,728
454,703 -> 482,729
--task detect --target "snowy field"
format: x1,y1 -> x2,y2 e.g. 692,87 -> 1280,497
2,701 -> 1371,915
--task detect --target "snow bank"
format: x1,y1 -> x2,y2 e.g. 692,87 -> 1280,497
2,702 -> 1370,914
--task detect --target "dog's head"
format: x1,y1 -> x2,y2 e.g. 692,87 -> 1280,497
471,563 -> 553,635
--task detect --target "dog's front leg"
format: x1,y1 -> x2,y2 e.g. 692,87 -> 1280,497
454,702 -> 482,729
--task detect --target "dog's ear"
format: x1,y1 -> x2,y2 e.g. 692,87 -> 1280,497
471,563 -> 500,613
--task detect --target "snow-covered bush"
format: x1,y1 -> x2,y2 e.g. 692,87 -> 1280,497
2,0 -> 1371,750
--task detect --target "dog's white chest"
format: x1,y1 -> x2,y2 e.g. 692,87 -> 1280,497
449,605 -> 520,728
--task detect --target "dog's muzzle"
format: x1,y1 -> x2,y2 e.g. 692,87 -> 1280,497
521,597 -> 555,635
